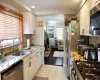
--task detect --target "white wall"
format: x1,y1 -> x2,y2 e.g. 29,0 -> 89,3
32,16 -> 45,46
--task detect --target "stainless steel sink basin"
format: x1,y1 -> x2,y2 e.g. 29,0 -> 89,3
13,50 -> 30,56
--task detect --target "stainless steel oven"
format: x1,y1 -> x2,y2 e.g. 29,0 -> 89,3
1,60 -> 23,80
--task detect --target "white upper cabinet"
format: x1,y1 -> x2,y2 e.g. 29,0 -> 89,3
80,5 -> 86,35
23,12 -> 36,34
80,0 -> 92,35
85,0 -> 91,35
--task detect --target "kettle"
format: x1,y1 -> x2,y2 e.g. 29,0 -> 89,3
84,48 -> 97,61
84,50 -> 89,59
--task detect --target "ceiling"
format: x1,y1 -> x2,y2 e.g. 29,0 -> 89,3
21,0 -> 82,14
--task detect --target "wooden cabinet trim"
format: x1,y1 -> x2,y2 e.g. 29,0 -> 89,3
0,4 -> 24,43
0,5 -> 22,18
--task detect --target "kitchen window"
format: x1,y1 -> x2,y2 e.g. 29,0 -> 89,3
0,13 -> 22,39
0,5 -> 23,47
56,27 -> 63,40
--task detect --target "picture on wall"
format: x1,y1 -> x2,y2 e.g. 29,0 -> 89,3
38,21 -> 43,27
49,34 -> 54,38
48,26 -> 54,38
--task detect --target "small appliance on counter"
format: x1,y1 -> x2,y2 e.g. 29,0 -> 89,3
84,48 -> 97,61
77,35 -> 90,54
79,45 -> 94,56
26,39 -> 30,49
97,48 -> 100,62
89,43 -> 100,62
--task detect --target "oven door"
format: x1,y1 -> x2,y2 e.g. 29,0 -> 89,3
71,68 -> 75,80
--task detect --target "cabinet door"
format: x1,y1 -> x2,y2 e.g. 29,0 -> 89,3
40,47 -> 44,64
85,0 -> 91,35
37,50 -> 41,68
31,52 -> 39,78
23,62 -> 29,80
30,13 -> 34,34
23,12 -> 31,34
35,52 -> 40,71
30,13 -> 37,34
33,15 -> 37,34
23,12 -> 36,34
80,6 -> 86,35
28,59 -> 33,80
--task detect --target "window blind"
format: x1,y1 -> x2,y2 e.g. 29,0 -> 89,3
0,13 -> 22,39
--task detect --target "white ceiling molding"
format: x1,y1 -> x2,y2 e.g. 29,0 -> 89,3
35,11 -> 75,16
76,0 -> 87,13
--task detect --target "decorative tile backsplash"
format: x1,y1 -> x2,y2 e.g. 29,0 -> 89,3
89,36 -> 100,44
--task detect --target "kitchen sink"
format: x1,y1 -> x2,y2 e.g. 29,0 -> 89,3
13,50 -> 31,56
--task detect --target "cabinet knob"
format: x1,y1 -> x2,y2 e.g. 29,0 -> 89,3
29,62 -> 31,67
29,57 -> 31,59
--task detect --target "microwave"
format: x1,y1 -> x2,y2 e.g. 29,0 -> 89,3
90,3 -> 100,35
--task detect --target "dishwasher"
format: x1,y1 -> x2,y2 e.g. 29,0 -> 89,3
1,60 -> 23,80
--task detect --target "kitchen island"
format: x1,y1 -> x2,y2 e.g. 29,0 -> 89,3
0,45 -> 44,80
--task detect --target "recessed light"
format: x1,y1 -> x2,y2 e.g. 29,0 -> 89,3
32,6 -> 35,8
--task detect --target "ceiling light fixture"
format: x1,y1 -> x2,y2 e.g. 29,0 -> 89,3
32,6 -> 35,8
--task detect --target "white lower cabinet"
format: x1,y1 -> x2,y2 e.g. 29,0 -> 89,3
23,54 -> 36,80
32,52 -> 39,76
23,62 -> 29,80
28,58 -> 34,80
39,47 -> 44,64
23,47 -> 44,80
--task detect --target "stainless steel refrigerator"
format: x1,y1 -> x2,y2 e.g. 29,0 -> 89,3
64,20 -> 80,78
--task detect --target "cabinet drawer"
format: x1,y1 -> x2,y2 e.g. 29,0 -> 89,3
23,54 -> 32,64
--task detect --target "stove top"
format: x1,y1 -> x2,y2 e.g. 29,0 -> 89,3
76,61 -> 100,80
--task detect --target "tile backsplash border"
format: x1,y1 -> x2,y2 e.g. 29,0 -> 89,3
89,36 -> 100,44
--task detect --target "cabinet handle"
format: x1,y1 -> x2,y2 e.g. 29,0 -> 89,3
41,52 -> 42,55
36,55 -> 38,57
29,62 -> 31,67
34,30 -> 35,34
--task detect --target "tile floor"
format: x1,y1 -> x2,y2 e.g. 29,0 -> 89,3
45,50 -> 64,66
35,65 -> 68,80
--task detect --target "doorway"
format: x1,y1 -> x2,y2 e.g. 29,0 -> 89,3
44,14 -> 64,66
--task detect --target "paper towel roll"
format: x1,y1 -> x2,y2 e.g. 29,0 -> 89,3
27,39 -> 30,48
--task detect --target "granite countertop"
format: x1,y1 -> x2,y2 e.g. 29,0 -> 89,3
0,45 -> 42,73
